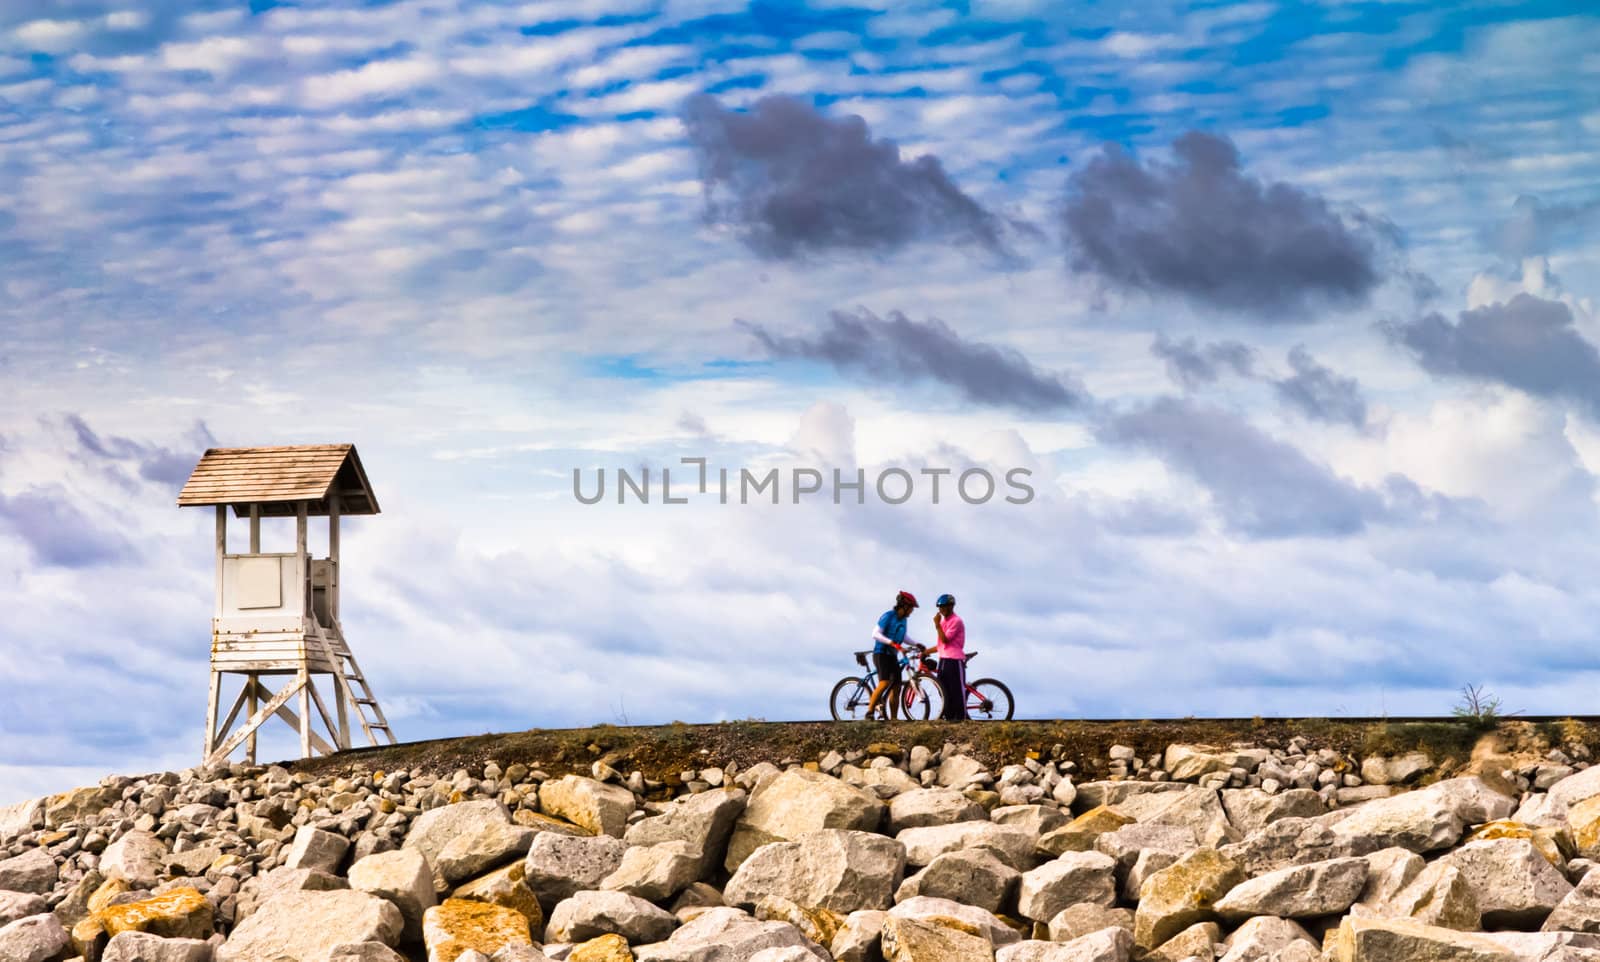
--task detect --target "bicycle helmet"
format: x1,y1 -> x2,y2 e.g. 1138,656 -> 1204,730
895,590 -> 920,609
936,594 -> 955,607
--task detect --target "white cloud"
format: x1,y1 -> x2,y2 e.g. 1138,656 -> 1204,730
302,57 -> 442,107
160,36 -> 264,75
13,18 -> 84,50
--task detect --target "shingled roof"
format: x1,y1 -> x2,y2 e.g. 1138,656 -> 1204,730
177,444 -> 380,517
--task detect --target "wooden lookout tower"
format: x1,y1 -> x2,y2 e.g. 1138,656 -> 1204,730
178,444 -> 398,765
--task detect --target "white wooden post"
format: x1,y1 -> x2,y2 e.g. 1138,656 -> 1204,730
296,503 -> 311,756
206,505 -> 224,757
214,506 -> 226,617
246,675 -> 258,764
249,504 -> 260,553
328,489 -> 340,622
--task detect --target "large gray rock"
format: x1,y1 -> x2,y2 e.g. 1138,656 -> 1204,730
896,822 -> 1036,871
1017,852 -> 1116,923
991,806 -> 1069,839
0,891 -> 47,928
545,891 -> 677,944
1220,789 -> 1324,837
725,829 -> 906,915
887,790 -> 988,834
104,931 -> 214,962
540,777 -> 637,839
1388,862 -> 1482,931
1441,837 -> 1573,929
1072,782 -> 1191,813
1425,778 -> 1518,826
1360,753 -> 1432,786
1349,848 -> 1424,918
1113,786 -> 1238,848
1093,824 -> 1196,876
405,800 -> 516,890
1133,849 -> 1244,951
602,841 -> 701,902
1164,745 -> 1238,782
996,930 -> 1131,962
102,830 -> 169,889
217,890 -> 404,962
235,866 -> 349,922
329,945 -> 410,962
0,850 -> 56,896
895,849 -> 1018,914
1223,816 -> 1378,877
625,790 -> 747,877
882,916 -> 995,962
437,821 -> 537,884
726,770 -> 885,872
937,756 -> 990,789
635,907 -> 826,962
831,910 -> 886,962
1330,916 -> 1515,961
1545,767 -> 1600,813
1214,857 -> 1368,920
286,825 -> 352,874
349,848 -> 437,943
1216,916 -> 1316,962
524,834 -> 629,909
888,897 -> 1020,947
0,914 -> 69,962
1328,792 -> 1464,854
1480,931 -> 1600,958
1046,905 -> 1134,943
1545,867 -> 1600,933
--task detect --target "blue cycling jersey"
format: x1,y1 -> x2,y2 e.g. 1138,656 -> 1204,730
874,609 -> 907,654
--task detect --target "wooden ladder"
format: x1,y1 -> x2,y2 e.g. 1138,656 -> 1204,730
340,647 -> 397,747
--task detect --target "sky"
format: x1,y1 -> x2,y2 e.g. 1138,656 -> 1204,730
1,0 -> 1598,804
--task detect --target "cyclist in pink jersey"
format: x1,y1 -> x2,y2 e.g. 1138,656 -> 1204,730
933,593 -> 967,721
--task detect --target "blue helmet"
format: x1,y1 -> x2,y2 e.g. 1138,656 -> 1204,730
936,594 -> 955,607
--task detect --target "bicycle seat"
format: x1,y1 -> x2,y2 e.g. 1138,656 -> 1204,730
965,651 -> 978,663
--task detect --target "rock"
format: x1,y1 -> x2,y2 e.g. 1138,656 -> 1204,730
0,850 -> 58,895
1349,848 -> 1424,917
1146,921 -> 1219,962
1424,778 -> 1517,826
832,910 -> 886,962
624,790 -> 747,876
0,891 -> 47,927
515,812 -> 592,837
888,791 -> 988,834
725,829 -> 905,914
1017,852 -> 1116,923
330,944 -> 411,962
888,897 -> 1019,947
407,801 -> 517,890
1388,862 -> 1481,930
425,898 -> 536,962
1330,916 -> 1514,961
454,863 -> 542,932
438,822 -> 538,885
1133,849 -> 1244,951
1219,790 -> 1323,837
571,934 -> 634,962
1111,787 -> 1237,849
1214,857 -> 1368,920
287,826 -> 352,874
895,849 -> 1018,914
1038,808 -> 1135,856
98,887 -> 213,940
541,777 -> 637,840
492,948 -> 553,962
1544,868 -> 1600,933
1480,931 -> 1600,958
1093,824 -> 1197,877
0,913 -> 71,962
754,894 -> 844,945
1441,837 -> 1573,928
1568,796 -> 1600,861
525,834 -> 629,909
0,797 -> 43,839
165,844 -> 224,879
44,784 -> 119,829
103,931 -> 213,962
602,842 -> 701,903
1072,782 -> 1189,812
102,831 -> 169,888
937,757 -> 989,789
1546,767 -> 1600,813
990,806 -> 1068,839
350,849 -> 438,944
844,765 -> 920,799
1164,746 -> 1235,782
1221,817 -> 1377,878
1328,792 -> 1464,855
216,890 -> 403,962
634,906 -> 826,962
234,866 -> 348,923
897,822 -> 1036,871
546,891 -> 677,944
881,916 -> 994,962
1045,905 -> 1133,943
726,771 -> 885,872
1215,916 -> 1315,962
996,930 -> 1131,962
1359,753 -> 1432,786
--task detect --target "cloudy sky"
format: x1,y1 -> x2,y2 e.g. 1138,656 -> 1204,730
2,0 -> 1598,803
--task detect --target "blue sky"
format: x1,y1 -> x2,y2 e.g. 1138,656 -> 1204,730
2,0 -> 1599,803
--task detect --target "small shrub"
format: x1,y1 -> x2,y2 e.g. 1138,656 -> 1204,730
1452,684 -> 1508,730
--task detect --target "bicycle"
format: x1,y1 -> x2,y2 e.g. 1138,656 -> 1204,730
830,644 -> 939,721
949,650 -> 1015,721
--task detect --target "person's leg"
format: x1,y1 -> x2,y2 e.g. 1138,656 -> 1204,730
866,680 -> 889,718
887,663 -> 903,720
938,658 -> 962,720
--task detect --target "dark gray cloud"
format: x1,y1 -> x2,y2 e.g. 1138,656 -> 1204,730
1491,194 -> 1600,261
0,488 -> 134,568
1097,397 -> 1383,538
67,415 -> 214,487
1383,293 -> 1600,418
1150,334 -> 1256,390
683,94 -> 1017,260
1274,346 -> 1368,429
1061,131 -> 1390,319
741,308 -> 1088,414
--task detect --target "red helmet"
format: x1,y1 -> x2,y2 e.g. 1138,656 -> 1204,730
895,590 -> 920,609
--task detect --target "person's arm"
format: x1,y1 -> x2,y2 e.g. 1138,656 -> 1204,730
872,626 -> 900,649
934,613 -> 948,654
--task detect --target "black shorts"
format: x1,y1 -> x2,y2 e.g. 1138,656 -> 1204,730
874,649 -> 902,685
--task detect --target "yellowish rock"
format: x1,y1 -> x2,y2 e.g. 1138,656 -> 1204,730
570,933 -> 634,962
87,878 -> 132,914
1332,916 -> 1513,961
1147,921 -> 1221,962
70,915 -> 106,960
423,897 -> 534,962
755,894 -> 845,945
97,886 -> 213,940
1134,849 -> 1244,950
1569,796 -> 1600,860
452,862 -> 542,930
210,853 -> 244,873
881,916 -> 994,962
512,809 -> 591,836
1468,819 -> 1569,868
1039,805 -> 1136,855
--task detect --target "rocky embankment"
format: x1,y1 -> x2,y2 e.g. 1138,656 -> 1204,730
4,729 -> 1600,962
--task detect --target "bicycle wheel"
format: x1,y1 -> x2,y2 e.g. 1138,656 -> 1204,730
965,678 -> 1014,721
830,677 -> 874,721
903,673 -> 938,721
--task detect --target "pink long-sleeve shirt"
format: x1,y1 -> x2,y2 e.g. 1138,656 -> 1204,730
937,613 -> 965,660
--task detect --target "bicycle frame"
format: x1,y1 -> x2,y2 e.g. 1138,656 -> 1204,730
857,646 -> 927,712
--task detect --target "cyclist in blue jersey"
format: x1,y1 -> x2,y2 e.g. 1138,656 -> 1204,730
865,590 -> 920,721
